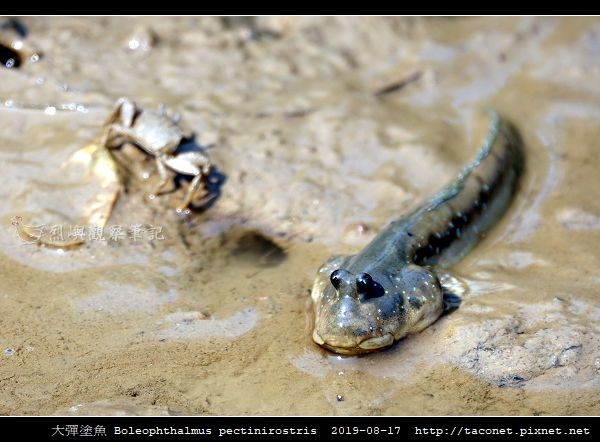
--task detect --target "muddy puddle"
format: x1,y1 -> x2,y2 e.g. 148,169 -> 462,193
0,17 -> 599,415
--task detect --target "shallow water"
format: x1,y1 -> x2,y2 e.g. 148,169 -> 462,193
0,16 -> 599,415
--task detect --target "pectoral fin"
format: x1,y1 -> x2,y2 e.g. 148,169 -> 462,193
436,271 -> 468,312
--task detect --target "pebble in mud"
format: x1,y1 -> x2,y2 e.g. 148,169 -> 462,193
125,26 -> 157,52
342,222 -> 375,246
336,395 -> 344,402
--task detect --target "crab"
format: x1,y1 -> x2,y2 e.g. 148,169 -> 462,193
99,97 -> 212,211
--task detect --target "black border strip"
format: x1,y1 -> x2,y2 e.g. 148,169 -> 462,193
0,416 -> 597,441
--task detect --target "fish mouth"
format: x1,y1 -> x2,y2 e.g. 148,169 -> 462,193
312,330 -> 394,355
357,334 -> 394,350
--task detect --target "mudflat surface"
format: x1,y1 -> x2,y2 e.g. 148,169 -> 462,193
0,17 -> 599,415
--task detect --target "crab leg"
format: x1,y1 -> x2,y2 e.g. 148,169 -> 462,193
178,174 -> 206,211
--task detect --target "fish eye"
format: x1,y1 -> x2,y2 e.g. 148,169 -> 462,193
330,269 -> 343,289
356,273 -> 385,299
356,273 -> 373,293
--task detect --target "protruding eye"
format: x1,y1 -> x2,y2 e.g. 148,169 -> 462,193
356,273 -> 373,293
356,273 -> 385,299
330,269 -> 343,290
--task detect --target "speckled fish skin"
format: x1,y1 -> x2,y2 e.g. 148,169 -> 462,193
311,111 -> 524,355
